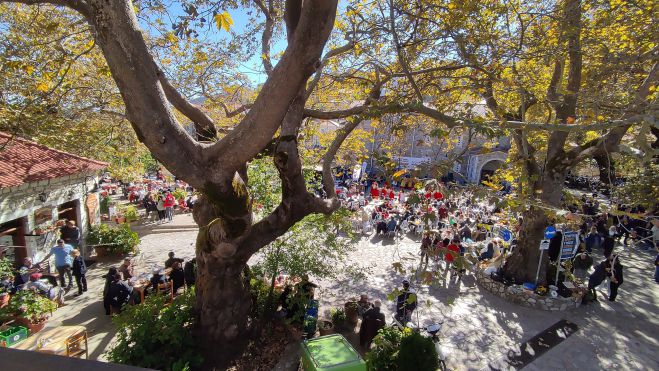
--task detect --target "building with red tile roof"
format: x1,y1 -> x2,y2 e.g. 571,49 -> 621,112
0,132 -> 108,264
0,132 -> 107,189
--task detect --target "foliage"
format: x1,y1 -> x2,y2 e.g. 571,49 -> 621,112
248,272 -> 272,320
0,289 -> 58,324
106,288 -> 202,371
99,195 -> 110,214
396,332 -> 439,371
612,161 -> 659,208
172,188 -> 188,201
330,307 -> 347,325
0,257 -> 14,280
86,223 -> 139,255
124,205 -> 138,222
366,326 -> 412,371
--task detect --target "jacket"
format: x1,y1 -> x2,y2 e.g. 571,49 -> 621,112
72,256 -> 87,276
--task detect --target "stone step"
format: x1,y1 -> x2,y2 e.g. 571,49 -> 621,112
146,228 -> 199,234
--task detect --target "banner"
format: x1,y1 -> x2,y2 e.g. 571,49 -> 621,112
560,231 -> 579,260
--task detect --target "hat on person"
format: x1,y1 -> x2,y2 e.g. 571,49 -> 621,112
402,279 -> 410,286
29,273 -> 42,281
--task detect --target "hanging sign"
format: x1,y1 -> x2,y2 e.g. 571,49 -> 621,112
560,231 -> 580,260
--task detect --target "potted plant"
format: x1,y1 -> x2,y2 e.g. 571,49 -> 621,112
87,223 -> 140,257
0,286 -> 9,308
344,300 -> 359,326
0,289 -> 57,334
124,205 -> 139,222
0,257 -> 15,308
318,319 -> 334,336
330,308 -> 347,332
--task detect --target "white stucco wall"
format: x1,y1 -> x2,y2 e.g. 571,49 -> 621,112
0,174 -> 101,260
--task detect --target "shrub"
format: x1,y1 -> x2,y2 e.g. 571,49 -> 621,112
99,195 -> 110,214
86,223 -> 140,255
365,326 -> 408,371
106,288 -> 202,371
396,332 -> 438,371
0,289 -> 58,324
124,205 -> 139,222
0,257 -> 14,280
172,188 -> 188,201
330,308 -> 347,325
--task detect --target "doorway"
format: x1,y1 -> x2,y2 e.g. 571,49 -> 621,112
0,217 -> 28,266
58,200 -> 80,226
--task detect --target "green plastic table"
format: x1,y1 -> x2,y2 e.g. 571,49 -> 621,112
300,334 -> 367,371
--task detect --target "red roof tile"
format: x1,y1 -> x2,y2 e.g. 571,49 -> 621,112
0,132 -> 108,189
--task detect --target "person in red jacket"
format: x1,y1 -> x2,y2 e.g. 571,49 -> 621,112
370,183 -> 380,199
163,191 -> 176,222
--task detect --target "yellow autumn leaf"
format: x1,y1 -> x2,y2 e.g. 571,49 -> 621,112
36,82 -> 49,92
214,11 -> 233,33
22,64 -> 34,75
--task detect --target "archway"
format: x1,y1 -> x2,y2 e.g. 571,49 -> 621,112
479,159 -> 504,182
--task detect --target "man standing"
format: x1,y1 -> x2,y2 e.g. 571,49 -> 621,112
38,239 -> 74,290
60,220 -> 81,247
395,280 -> 417,325
359,299 -> 385,349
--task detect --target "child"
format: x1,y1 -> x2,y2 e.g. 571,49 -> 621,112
71,249 -> 87,296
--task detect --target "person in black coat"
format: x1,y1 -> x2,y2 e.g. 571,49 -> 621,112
548,231 -> 563,262
587,259 -> 611,302
105,273 -> 132,314
395,280 -> 417,324
184,258 -> 196,287
70,249 -> 87,296
103,267 -> 118,315
359,300 -> 385,349
602,233 -> 615,258
170,261 -> 185,293
608,254 -> 624,301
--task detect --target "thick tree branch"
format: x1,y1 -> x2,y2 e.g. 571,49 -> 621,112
255,0 -> 274,75
206,0 -> 338,178
567,62 -> 659,165
157,71 -> 217,140
0,0 -> 90,16
321,117 -> 364,198
388,0 -> 424,101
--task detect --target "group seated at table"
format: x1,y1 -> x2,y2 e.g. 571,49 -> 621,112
102,253 -> 196,314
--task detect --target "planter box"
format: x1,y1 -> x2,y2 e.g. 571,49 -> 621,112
300,334 -> 366,371
12,317 -> 46,335
0,326 -> 28,347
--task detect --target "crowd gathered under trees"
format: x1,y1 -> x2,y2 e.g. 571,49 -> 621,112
0,0 -> 656,368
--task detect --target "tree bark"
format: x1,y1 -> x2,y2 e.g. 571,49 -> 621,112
594,153 -> 615,184
504,207 -> 549,284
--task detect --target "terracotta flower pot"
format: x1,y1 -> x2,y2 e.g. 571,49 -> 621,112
13,316 -> 47,334
318,320 -> 334,336
0,293 -> 9,308
344,301 -> 359,325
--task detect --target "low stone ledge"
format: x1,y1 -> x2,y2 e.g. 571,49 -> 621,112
474,269 -> 583,311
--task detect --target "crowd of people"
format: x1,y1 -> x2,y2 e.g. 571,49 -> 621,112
334,174 -> 659,307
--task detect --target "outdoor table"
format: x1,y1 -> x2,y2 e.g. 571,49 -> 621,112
12,325 -> 86,356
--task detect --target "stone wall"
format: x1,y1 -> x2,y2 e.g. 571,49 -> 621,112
475,269 -> 583,311
0,174 -> 101,259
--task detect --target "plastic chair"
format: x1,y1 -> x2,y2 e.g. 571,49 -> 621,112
400,220 -> 410,234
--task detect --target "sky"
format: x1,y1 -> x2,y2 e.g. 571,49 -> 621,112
139,0 -> 349,85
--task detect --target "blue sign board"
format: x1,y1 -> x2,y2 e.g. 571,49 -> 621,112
499,228 -> 512,242
544,226 -> 556,239
560,231 -> 580,260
